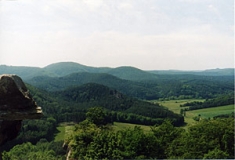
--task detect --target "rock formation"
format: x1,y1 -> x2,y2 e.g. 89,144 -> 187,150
0,74 -> 42,146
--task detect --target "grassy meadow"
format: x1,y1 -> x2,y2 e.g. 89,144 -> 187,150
54,122 -> 75,142
186,104 -> 234,119
112,122 -> 151,132
54,100 -> 234,140
153,99 -> 204,126
155,99 -> 234,126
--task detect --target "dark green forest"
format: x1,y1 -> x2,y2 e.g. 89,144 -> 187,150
2,108 -> 234,159
26,83 -> 184,126
0,62 -> 234,159
25,73 -> 234,100
182,93 -> 234,110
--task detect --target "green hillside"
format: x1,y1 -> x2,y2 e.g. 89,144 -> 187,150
26,83 -> 184,126
107,66 -> 158,81
0,65 -> 54,79
25,71 -> 234,100
149,68 -> 234,76
43,62 -> 111,77
25,72 -> 159,99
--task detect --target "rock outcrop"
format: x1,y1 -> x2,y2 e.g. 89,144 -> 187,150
0,74 -> 42,146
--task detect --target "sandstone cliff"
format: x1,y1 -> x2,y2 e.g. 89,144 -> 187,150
0,74 -> 42,147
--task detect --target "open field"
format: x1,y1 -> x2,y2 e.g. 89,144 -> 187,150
154,99 -> 204,114
154,99 -> 234,127
112,122 -> 151,132
54,121 -> 152,141
54,122 -> 75,142
54,103 -> 234,140
153,99 -> 204,126
186,104 -> 234,119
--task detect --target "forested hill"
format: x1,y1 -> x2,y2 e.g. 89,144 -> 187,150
149,68 -> 234,76
43,62 -> 111,77
25,72 -> 234,100
26,83 -> 184,126
0,62 -> 234,81
1,62 -> 234,100
25,72 -> 158,99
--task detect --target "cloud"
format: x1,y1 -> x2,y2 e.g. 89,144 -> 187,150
0,0 -> 233,70
2,26 -> 232,70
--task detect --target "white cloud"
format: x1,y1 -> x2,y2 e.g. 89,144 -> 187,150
0,0 -> 233,70
118,2 -> 133,10
3,28 -> 233,70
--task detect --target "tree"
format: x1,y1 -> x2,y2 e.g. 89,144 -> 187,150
203,148 -> 229,159
86,107 -> 107,126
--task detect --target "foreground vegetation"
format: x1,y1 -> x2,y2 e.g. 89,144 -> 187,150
1,63 -> 234,159
2,107 -> 234,159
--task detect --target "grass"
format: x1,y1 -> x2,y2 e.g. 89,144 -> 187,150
54,122 -> 75,142
155,99 -> 204,114
54,121 -> 152,141
153,99 -> 234,128
153,99 -> 204,126
112,122 -> 151,132
54,103 -> 234,139
54,126 -> 65,142
186,104 -> 234,119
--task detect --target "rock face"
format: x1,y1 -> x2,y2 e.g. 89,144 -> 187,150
0,74 -> 42,146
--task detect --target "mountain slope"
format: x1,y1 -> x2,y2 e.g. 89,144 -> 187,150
0,65 -> 54,80
43,62 -> 111,77
26,83 -> 184,126
148,68 -> 234,76
107,66 -> 158,81
25,72 -> 159,99
54,83 -> 184,124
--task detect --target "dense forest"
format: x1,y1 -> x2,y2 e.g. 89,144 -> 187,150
25,83 -> 184,126
181,93 -> 234,110
0,62 -> 234,159
2,107 -> 234,159
25,73 -> 234,100
1,62 -> 234,100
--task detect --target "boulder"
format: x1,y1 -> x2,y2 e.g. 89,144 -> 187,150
0,74 -> 42,120
0,74 -> 42,147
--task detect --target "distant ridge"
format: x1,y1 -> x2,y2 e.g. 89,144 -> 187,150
44,62 -> 111,77
149,68 -> 234,76
26,72 -> 159,99
0,62 -> 234,81
107,66 -> 158,81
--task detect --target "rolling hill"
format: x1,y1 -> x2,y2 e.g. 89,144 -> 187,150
149,68 -> 234,76
0,65 -> 54,79
1,62 -> 234,81
43,62 -> 111,77
26,83 -> 184,126
107,66 -> 158,81
25,72 -> 159,99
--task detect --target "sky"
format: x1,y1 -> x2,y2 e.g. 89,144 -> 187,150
0,0 -> 234,70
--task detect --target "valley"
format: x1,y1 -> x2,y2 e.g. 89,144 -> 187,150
1,62 -> 234,159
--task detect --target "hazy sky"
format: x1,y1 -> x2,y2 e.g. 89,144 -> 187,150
0,0 -> 234,70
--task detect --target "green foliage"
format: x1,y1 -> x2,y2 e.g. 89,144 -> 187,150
2,140 -> 66,160
1,117 -> 58,152
203,148 -> 229,159
151,120 -> 185,159
86,107 -> 107,126
168,118 -> 234,159
26,83 -> 184,126
66,117 -> 234,159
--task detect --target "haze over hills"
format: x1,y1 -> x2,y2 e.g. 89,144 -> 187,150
0,62 -> 234,100
26,72 -> 159,99
0,62 -> 234,81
